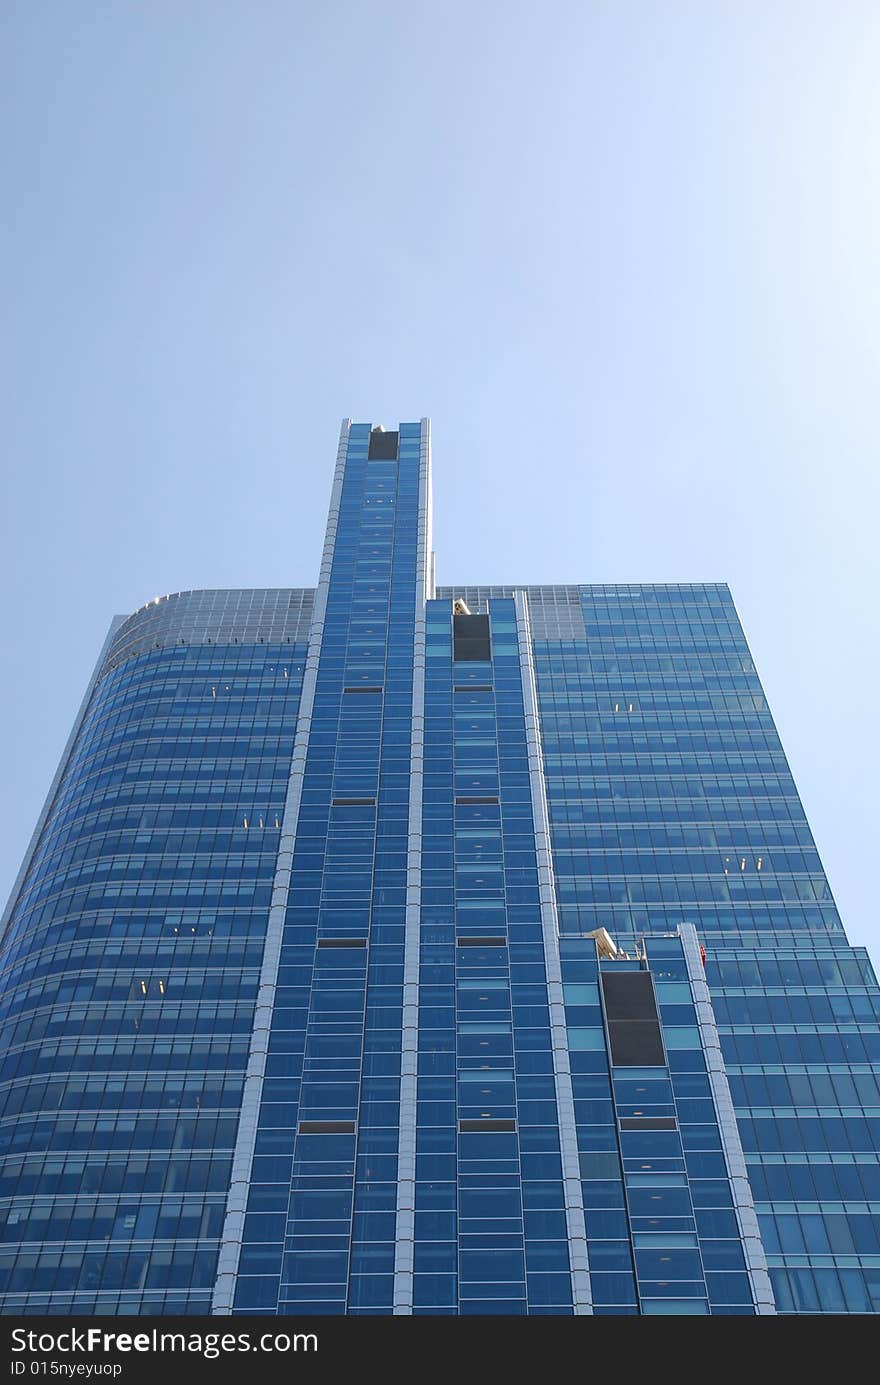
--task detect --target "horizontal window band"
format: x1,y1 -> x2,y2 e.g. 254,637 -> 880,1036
455,796 -> 499,805
458,1119 -> 516,1133
317,938 -> 368,949
457,936 -> 508,947
343,686 -> 383,693
458,1069 -> 513,1082
612,1067 -> 668,1080
454,685 -> 493,692
331,797 -> 376,806
298,1121 -> 356,1135
619,1117 -> 678,1130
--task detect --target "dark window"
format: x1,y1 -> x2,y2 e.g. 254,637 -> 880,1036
602,972 -> 659,1020
457,936 -> 507,948
459,1119 -> 516,1133
317,938 -> 368,949
619,1117 -> 677,1130
606,1023 -> 666,1067
453,613 -> 491,662
343,686 -> 383,694
331,797 -> 375,806
602,971 -> 666,1067
455,796 -> 499,805
298,1121 -> 356,1134
454,685 -> 493,693
368,429 -> 399,459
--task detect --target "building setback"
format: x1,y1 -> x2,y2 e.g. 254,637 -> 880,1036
1,419 -> 879,1316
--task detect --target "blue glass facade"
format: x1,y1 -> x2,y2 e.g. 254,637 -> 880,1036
0,621 -> 310,1313
1,420 -> 878,1315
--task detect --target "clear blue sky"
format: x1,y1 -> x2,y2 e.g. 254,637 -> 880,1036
2,2 -> 878,955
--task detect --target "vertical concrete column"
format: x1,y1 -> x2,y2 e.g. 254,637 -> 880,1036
515,590 -> 593,1315
392,418 -> 431,1313
680,922 -> 776,1314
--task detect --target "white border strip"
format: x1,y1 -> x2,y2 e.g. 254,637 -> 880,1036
679,922 -> 776,1314
212,419 -> 351,1313
515,590 -> 593,1314
392,418 -> 431,1313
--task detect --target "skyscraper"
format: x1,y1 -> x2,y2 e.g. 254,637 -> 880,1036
1,418 -> 878,1316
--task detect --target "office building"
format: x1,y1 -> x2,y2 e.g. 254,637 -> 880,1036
1,419 -> 878,1315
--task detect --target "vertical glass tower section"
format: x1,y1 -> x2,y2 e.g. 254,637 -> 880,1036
1,422 -> 879,1316
214,419 -> 430,1315
0,591 -> 314,1312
